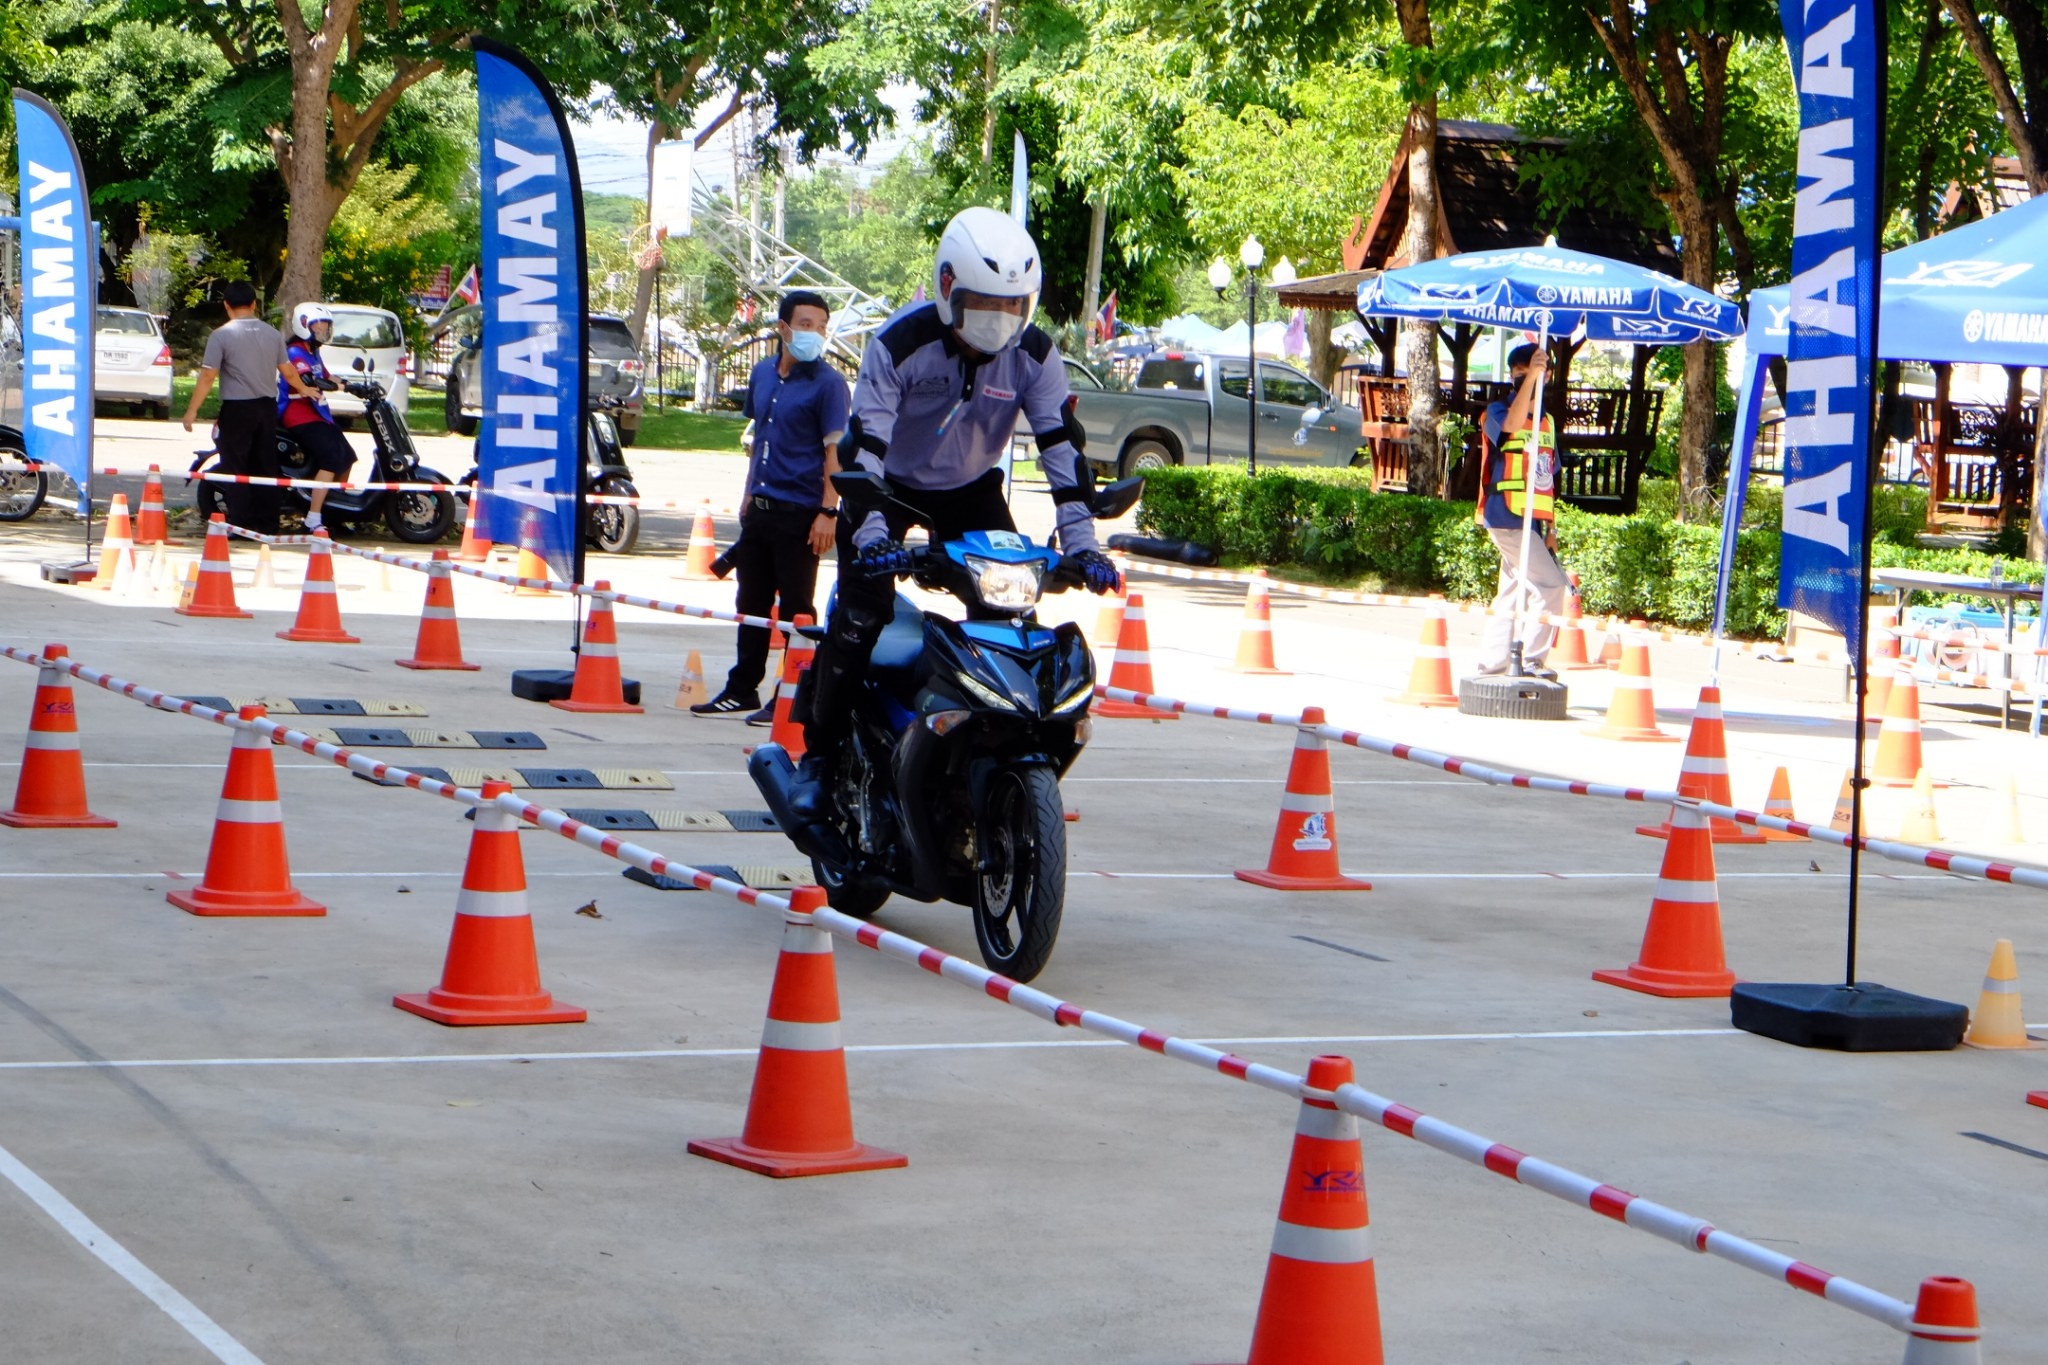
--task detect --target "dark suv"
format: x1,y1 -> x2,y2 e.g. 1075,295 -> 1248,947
437,307 -> 646,446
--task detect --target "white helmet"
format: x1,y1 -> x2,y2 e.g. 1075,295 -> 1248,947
291,302 -> 333,342
932,206 -> 1041,353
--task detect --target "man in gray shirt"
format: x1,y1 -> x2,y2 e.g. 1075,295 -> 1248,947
183,280 -> 319,534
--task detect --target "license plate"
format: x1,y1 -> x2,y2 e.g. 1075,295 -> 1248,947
97,350 -> 123,365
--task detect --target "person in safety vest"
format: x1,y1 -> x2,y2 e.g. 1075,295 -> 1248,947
789,206 -> 1123,816
1476,342 -> 1568,677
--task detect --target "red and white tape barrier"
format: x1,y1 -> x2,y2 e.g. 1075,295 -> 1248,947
0,640 -> 1946,1345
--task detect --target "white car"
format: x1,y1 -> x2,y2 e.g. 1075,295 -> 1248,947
94,306 -> 174,418
318,303 -> 412,421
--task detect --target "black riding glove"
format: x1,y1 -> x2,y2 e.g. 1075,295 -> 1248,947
856,540 -> 916,577
1070,549 -> 1123,595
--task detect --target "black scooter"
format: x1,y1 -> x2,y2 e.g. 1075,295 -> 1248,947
191,359 -> 459,543
457,379 -> 641,554
750,470 -> 1141,983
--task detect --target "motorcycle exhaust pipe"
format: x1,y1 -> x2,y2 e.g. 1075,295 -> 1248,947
747,744 -> 849,867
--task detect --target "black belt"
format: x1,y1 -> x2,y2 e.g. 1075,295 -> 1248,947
752,493 -> 827,517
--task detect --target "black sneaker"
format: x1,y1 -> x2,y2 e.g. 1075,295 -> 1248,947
744,703 -> 775,727
689,690 -> 760,716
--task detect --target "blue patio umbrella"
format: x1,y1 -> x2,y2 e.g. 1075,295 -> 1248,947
1357,244 -> 1742,667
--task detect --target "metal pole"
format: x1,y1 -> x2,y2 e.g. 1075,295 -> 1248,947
1246,274 -> 1258,477
1509,325 -> 1552,669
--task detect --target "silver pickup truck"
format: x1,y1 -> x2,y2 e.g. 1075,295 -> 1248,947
1063,352 -> 1363,480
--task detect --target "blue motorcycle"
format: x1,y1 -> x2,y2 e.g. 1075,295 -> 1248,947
751,472 -> 1140,982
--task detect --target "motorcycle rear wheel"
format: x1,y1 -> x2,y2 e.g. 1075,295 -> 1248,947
587,477 -> 640,554
386,489 -> 458,544
972,765 -> 1066,983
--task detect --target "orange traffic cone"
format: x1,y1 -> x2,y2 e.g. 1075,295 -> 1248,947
1963,939 -> 2036,1050
1236,708 -> 1369,891
670,650 -> 710,710
512,507 -> 552,595
767,616 -> 816,760
1553,575 -> 1592,668
1093,594 -> 1126,649
1391,602 -> 1458,707
0,645 -> 116,829
1901,1276 -> 1982,1364
1232,572 -> 1289,675
1829,771 -> 1860,837
1593,805 -> 1734,997
679,501 -> 719,580
276,532 -> 360,644
1637,686 -> 1764,843
1593,619 -> 1624,669
1238,1054 -> 1383,1365
1757,766 -> 1806,842
1867,609 -> 1901,723
552,586 -> 643,713
168,705 -> 324,916
396,550 -> 481,671
689,886 -> 907,1176
135,466 -> 169,546
1094,592 -> 1175,719
1588,637 -> 1675,741
176,514 -> 253,618
93,495 -> 135,591
454,493 -> 492,562
394,780 -> 584,1025
1897,769 -> 1942,843
1873,673 -> 1926,786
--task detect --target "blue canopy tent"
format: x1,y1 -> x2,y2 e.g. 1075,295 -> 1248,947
1722,193 -> 2048,675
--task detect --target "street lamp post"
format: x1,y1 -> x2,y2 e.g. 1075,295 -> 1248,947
1211,235 -> 1268,474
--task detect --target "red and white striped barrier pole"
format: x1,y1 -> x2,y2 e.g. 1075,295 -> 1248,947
1095,681 -> 2048,894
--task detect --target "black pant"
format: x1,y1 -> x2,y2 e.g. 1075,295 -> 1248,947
801,469 -> 1015,752
726,503 -> 822,695
216,398 -> 281,534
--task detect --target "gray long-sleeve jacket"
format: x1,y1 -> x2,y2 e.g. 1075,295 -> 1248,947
847,302 -> 1096,553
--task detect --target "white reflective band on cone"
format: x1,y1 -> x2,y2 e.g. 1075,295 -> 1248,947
1279,791 -> 1335,814
453,888 -> 529,918
1295,1104 -> 1358,1140
22,731 -> 80,751
1652,877 -> 1719,904
761,1018 -> 842,1052
779,922 -> 833,954
1269,1221 -> 1373,1265
1979,978 -> 2018,995
214,799 -> 282,825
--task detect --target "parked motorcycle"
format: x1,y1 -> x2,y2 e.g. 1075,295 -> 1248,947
457,382 -> 642,554
190,359 -> 459,544
0,424 -> 45,522
749,470 -> 1142,983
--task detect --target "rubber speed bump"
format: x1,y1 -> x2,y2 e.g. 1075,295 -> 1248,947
590,768 -> 674,791
362,700 -> 429,717
651,811 -> 738,833
563,808 -> 660,832
332,727 -> 413,747
216,697 -> 427,717
471,731 -> 547,750
404,729 -> 484,749
722,809 -> 783,833
517,768 -> 605,790
625,864 -> 742,891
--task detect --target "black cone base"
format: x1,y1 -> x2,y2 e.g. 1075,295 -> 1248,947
510,668 -> 641,704
1731,982 -> 1968,1052
1458,673 -> 1569,720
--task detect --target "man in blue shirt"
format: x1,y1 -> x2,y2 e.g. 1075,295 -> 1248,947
694,290 -> 851,720
1477,343 -> 1566,677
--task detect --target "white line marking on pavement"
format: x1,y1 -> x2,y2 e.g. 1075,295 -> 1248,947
0,869 -> 1960,883
0,1139 -> 265,1364
0,1028 -> 1742,1073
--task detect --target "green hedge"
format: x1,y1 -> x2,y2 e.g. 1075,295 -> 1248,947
1134,467 -> 2036,640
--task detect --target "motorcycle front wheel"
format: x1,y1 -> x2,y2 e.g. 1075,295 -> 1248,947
587,477 -> 640,554
972,765 -> 1067,982
0,440 -> 47,521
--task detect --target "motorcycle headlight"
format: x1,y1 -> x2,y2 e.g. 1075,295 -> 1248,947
963,555 -> 1043,611
956,671 -> 1018,712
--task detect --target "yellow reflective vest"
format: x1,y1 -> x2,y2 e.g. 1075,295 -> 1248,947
1487,414 -> 1556,522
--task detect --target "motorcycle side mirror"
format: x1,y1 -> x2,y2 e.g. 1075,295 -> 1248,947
830,470 -> 890,513
352,356 -> 367,372
1091,476 -> 1144,519
1300,405 -> 1324,426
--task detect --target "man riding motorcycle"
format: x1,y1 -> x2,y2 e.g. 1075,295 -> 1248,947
277,302 -> 354,532
791,207 -> 1123,815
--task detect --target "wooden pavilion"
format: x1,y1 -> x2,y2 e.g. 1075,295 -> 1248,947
1277,120 -> 1686,513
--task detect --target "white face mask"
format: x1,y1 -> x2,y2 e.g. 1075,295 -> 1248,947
956,307 -> 1024,354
